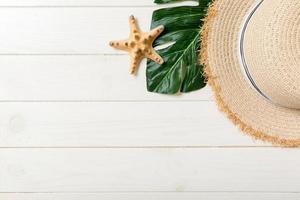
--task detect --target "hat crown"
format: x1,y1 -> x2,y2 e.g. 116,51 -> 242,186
243,0 -> 300,109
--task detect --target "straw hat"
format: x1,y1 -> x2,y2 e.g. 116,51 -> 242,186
201,0 -> 300,146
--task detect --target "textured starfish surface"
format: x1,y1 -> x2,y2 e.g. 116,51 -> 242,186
109,15 -> 164,75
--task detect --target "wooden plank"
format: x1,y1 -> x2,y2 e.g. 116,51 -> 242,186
0,8 -> 167,54
1,192 -> 300,200
0,148 -> 299,192
0,102 -> 262,147
0,1 -> 198,7
0,56 -> 211,101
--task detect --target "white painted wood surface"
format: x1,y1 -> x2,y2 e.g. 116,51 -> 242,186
0,0 -> 198,6
1,148 -> 300,192
0,8 -> 152,54
2,193 -> 300,200
0,56 -> 211,101
0,0 -> 297,199
0,102 -> 264,147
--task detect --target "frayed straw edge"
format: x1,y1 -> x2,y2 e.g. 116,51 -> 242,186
199,0 -> 300,147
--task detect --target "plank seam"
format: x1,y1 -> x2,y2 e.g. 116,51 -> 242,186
0,146 -> 273,148
0,6 -> 159,8
1,191 -> 300,194
0,101 -> 212,102
0,54 -> 125,56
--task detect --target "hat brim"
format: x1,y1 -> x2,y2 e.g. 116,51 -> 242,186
201,0 -> 300,147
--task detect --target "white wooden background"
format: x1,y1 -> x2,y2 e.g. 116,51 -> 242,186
0,0 -> 299,199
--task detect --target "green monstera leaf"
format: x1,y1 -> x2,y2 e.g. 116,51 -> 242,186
147,0 -> 211,94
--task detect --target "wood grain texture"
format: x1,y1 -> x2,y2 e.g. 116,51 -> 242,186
0,56 -> 211,101
0,0 -> 198,6
1,193 -> 300,200
0,8 -> 156,54
1,148 -> 299,192
0,102 -> 263,147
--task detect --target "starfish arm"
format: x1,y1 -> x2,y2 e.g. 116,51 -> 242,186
129,15 -> 141,36
129,53 -> 143,75
109,39 -> 130,51
147,25 -> 164,42
146,49 -> 164,64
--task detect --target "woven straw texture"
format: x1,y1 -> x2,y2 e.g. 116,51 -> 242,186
201,0 -> 300,147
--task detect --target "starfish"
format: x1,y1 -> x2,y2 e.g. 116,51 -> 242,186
109,15 -> 164,75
